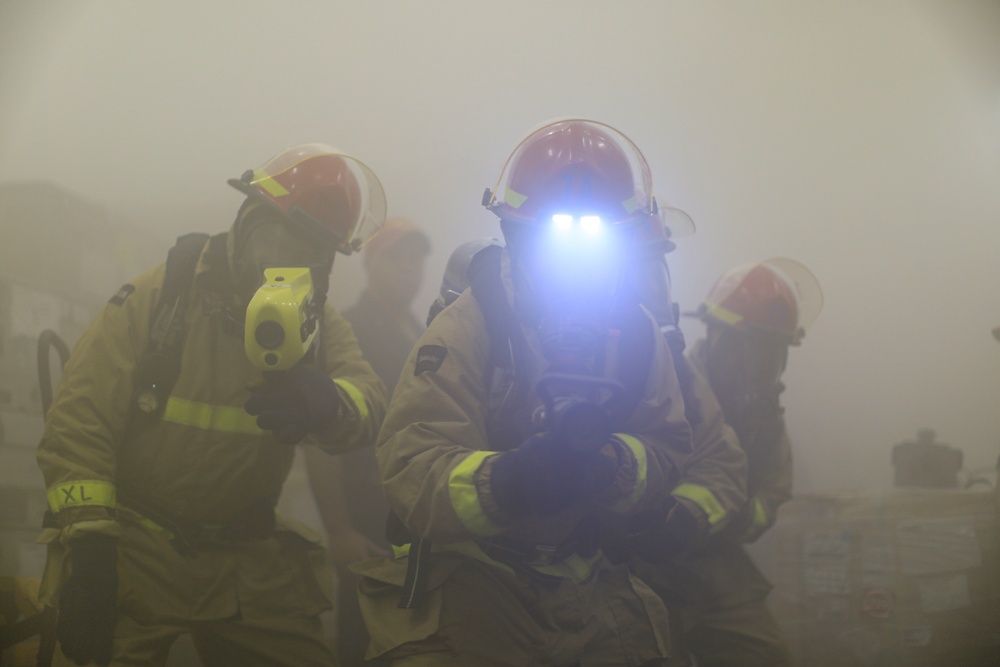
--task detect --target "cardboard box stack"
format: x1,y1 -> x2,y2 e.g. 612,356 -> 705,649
747,490 -> 1000,666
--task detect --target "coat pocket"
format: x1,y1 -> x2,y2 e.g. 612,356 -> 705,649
352,554 -> 463,660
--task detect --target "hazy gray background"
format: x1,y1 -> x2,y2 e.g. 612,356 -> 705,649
3,0 -> 999,493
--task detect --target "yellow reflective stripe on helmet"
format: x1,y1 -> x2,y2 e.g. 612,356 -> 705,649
448,451 -> 505,536
621,194 -> 638,214
254,173 -> 290,198
605,433 -> 647,513
504,186 -> 527,210
751,497 -> 768,530
704,303 -> 743,327
672,483 -> 727,532
162,397 -> 263,435
47,480 -> 116,513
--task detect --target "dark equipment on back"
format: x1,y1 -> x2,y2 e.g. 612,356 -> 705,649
892,428 -> 963,489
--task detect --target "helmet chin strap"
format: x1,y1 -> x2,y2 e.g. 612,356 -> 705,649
309,258 -> 333,311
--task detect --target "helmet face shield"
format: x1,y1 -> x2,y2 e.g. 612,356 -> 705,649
633,204 -> 695,255
765,258 -> 823,337
346,158 -> 388,252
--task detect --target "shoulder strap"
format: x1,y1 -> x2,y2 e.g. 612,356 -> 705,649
468,246 -> 535,450
162,232 -> 211,303
608,304 -> 656,431
663,324 -> 702,429
468,245 -> 515,370
131,232 -> 210,419
149,232 -> 212,348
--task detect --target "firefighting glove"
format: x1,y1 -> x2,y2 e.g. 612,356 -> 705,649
245,365 -> 340,444
57,534 -> 118,666
490,433 -> 618,517
623,496 -> 700,563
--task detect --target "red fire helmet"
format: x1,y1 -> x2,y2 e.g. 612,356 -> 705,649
484,119 -> 693,244
229,143 -> 386,255
699,258 -> 823,345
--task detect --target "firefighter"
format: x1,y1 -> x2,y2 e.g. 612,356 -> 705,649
307,216 -> 432,667
632,258 -> 823,667
36,144 -> 388,666
353,119 -> 746,666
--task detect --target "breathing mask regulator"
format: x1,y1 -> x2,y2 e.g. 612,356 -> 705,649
501,218 -> 629,453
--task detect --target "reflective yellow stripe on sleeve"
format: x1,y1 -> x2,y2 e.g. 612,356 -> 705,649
333,379 -> 369,426
448,451 -> 505,536
47,480 -> 116,513
751,497 -> 768,530
604,433 -> 647,513
672,483 -> 727,532
162,397 -> 263,434
333,379 -> 370,447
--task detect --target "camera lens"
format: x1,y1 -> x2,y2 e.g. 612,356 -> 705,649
255,320 -> 285,349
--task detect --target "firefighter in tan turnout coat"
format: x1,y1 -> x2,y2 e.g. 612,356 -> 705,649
36,144 -> 388,666
631,258 -> 823,667
354,119 -> 746,666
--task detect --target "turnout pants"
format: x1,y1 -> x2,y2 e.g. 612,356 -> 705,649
673,597 -> 791,667
356,551 -> 671,667
42,510 -> 335,667
51,611 -> 333,667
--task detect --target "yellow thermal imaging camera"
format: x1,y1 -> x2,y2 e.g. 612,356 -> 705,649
245,267 -> 321,370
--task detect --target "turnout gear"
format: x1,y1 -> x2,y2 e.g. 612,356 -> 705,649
635,258 -> 822,667
228,143 -> 387,255
628,340 -> 791,667
357,119 -> 746,666
37,150 -> 387,665
489,432 -> 618,517
688,341 -> 792,545
357,275 -> 684,664
614,245 -> 748,553
697,258 -> 822,427
245,364 -> 344,444
56,536 -> 118,666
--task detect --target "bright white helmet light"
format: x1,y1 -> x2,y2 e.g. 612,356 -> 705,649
580,216 -> 602,234
552,214 -> 574,231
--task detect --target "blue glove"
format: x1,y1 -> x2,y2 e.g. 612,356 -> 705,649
57,535 -> 118,666
490,432 -> 618,517
245,365 -> 341,444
